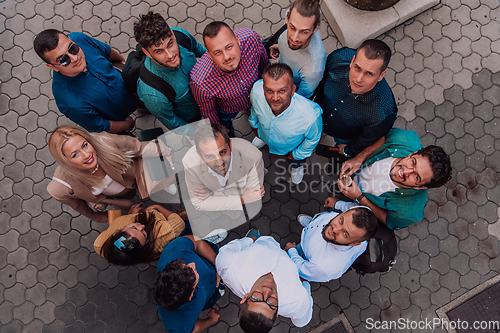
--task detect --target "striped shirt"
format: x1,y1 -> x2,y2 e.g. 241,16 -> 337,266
190,28 -> 270,124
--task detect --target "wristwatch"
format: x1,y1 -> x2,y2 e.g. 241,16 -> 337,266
354,193 -> 365,205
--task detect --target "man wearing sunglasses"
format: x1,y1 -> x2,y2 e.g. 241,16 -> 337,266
216,232 -> 313,332
34,29 -> 137,133
333,128 -> 452,230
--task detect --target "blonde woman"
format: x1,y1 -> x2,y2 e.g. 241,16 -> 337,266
47,125 -> 173,222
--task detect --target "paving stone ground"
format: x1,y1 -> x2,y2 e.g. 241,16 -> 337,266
1,0 -> 500,332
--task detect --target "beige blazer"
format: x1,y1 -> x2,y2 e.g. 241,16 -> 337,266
181,138 -> 264,211
93,209 -> 185,258
47,133 -> 148,221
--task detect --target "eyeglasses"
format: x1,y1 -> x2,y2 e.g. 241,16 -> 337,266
52,43 -> 80,67
247,291 -> 278,311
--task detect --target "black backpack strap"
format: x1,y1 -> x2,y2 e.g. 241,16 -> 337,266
173,30 -> 192,52
264,24 -> 287,58
139,63 -> 177,103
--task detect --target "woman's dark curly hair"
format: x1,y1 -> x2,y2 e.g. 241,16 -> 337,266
155,258 -> 197,311
100,211 -> 158,266
133,11 -> 173,49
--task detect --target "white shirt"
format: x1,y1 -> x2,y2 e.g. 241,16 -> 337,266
91,174 -> 126,196
355,157 -> 397,196
216,236 -> 313,327
287,201 -> 367,282
207,152 -> 234,187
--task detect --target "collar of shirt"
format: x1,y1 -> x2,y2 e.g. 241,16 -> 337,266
272,97 -> 296,118
207,152 -> 234,187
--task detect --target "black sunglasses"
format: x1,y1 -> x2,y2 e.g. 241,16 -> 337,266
53,43 -> 80,67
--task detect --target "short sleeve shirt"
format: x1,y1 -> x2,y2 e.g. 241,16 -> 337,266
156,237 -> 218,333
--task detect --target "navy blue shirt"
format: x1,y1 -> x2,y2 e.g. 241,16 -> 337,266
52,33 -> 137,132
316,47 -> 397,156
157,237 -> 217,333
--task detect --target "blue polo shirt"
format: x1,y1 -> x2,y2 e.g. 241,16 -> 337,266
157,237 -> 218,333
52,32 -> 137,132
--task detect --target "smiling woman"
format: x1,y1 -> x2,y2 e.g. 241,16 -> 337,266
46,125 -> 151,222
95,207 -> 186,266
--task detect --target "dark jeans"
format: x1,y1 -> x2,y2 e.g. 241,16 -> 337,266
287,157 -> 306,169
179,220 -> 193,236
219,110 -> 239,134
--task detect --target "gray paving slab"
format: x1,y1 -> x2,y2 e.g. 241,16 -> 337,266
1,0 -> 500,331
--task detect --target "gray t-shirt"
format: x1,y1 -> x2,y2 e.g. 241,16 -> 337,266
278,29 -> 327,98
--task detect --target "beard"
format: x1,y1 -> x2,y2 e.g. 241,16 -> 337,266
321,222 -> 343,246
321,221 -> 356,246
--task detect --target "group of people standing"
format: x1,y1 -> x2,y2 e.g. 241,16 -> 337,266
29,0 -> 454,331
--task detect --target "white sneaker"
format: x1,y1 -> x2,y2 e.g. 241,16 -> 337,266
163,184 -> 177,195
203,229 -> 228,244
252,136 -> 266,149
290,165 -> 304,184
297,214 -> 313,227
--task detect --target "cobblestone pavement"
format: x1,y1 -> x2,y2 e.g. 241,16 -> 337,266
1,0 -> 500,332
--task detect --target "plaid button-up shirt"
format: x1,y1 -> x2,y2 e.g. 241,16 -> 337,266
190,28 -> 270,124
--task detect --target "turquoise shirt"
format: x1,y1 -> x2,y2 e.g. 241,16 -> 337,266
137,28 -> 205,135
360,128 -> 427,230
249,80 -> 323,160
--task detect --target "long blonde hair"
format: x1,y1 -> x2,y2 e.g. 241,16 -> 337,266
49,126 -> 135,188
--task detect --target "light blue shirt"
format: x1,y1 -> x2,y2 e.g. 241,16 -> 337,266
287,201 -> 368,282
249,80 -> 323,160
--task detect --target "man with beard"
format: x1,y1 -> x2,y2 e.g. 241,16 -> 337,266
335,128 -> 452,230
249,63 -> 322,184
182,123 -> 265,211
133,12 -> 205,135
190,21 -> 270,136
268,0 -> 326,99
285,199 -> 377,282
